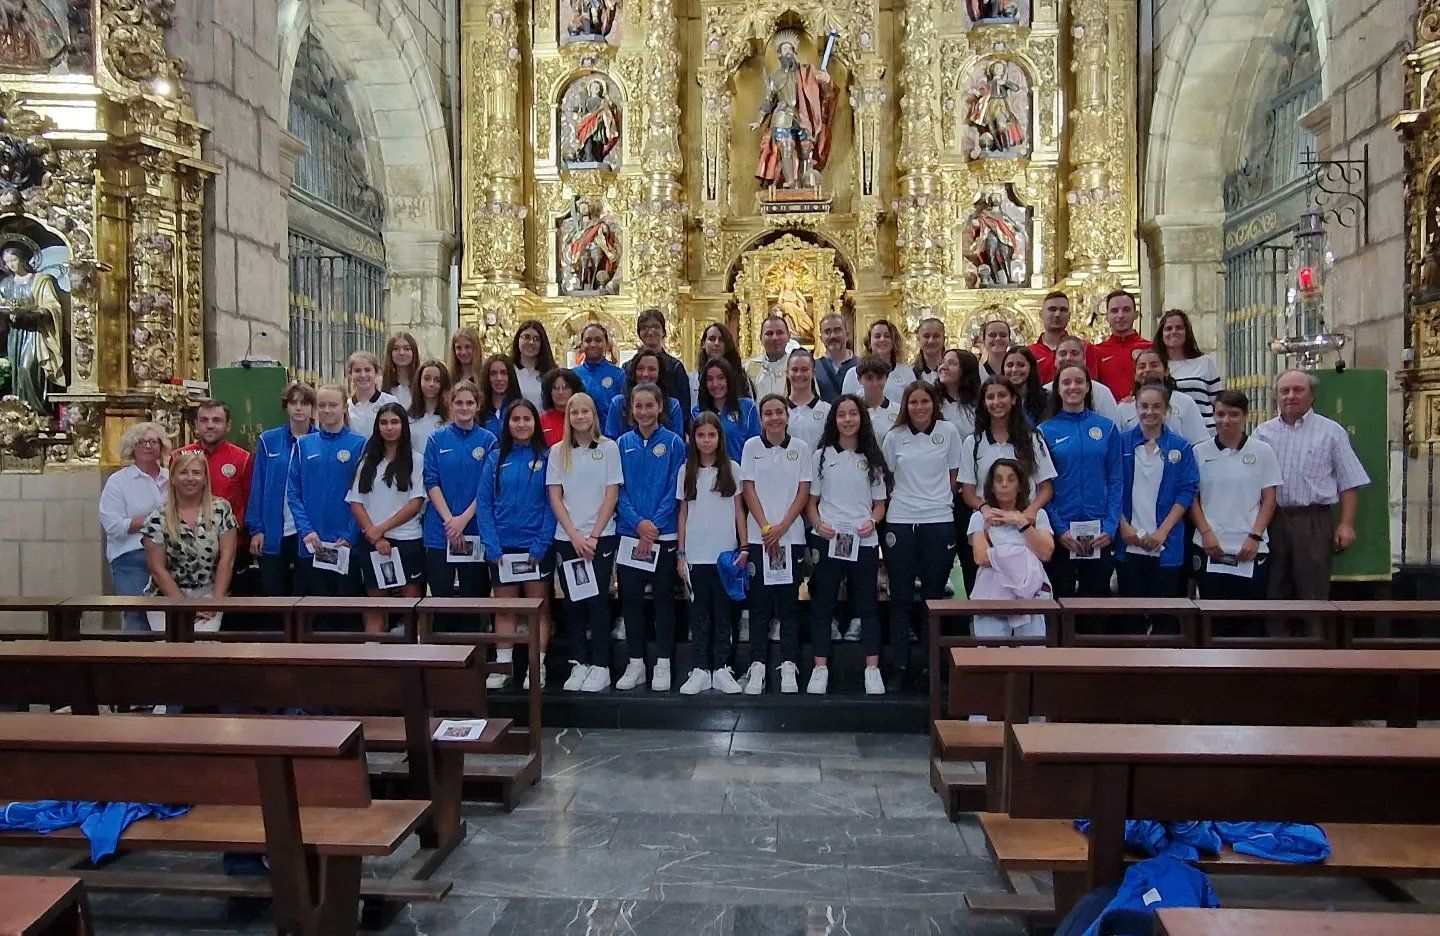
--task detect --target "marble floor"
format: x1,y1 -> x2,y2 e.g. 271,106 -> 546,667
0,728 -> 1396,934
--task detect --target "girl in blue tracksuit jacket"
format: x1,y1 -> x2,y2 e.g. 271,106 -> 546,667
605,348 -> 686,439
1038,364 -> 1123,602
692,357 -> 760,463
1116,384 -> 1200,627
576,322 -> 627,426
476,398 -> 556,690
615,384 -> 687,693
422,379 -> 498,601
247,381 -> 314,596
287,385 -> 366,598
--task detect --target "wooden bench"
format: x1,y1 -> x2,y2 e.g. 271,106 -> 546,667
46,596 -> 305,642
1157,908 -> 1440,935
0,712 -> 429,936
982,723 -> 1440,921
0,639 -> 512,891
0,876 -> 91,936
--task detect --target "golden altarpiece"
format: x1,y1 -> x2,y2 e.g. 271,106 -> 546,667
459,0 -> 1140,360
0,0 -> 212,469
1398,1 -> 1440,443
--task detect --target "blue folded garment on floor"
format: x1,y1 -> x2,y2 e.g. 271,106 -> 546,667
2,801 -> 191,862
1063,857 -> 1219,936
1214,821 -> 1330,863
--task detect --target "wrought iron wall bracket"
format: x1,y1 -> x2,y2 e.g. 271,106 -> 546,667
1302,145 -> 1369,244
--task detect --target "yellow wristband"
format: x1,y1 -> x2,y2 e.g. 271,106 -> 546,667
761,524 -> 773,535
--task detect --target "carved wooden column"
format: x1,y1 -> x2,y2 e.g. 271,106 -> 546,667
633,0 -> 686,316
895,0 -> 947,315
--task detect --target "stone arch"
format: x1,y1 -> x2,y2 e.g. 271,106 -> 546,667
1142,0 -> 1327,355
278,0 -> 455,358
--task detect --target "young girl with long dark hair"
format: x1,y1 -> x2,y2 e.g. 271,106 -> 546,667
605,348 -> 685,438
381,332 -> 418,409
806,394 -> 889,695
347,402 -> 425,633
937,347 -> 981,436
693,357 -> 760,463
407,360 -> 450,454
480,353 -> 522,438
676,412 -> 747,695
784,348 -> 830,450
688,322 -> 750,402
511,319 -> 558,408
477,399 -> 555,688
1003,345 -> 1046,425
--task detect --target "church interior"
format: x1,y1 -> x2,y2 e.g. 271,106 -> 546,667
0,0 -> 1438,933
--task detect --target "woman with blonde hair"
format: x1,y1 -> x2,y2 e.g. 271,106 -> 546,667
449,326 -> 482,385
546,392 -> 623,691
141,449 -> 238,632
381,331 -> 419,408
347,349 -> 398,438
99,421 -> 172,631
840,319 -> 917,403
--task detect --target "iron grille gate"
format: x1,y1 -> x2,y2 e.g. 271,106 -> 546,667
288,231 -> 386,385
1223,232 -> 1294,422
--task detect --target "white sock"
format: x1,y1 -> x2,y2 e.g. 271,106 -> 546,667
538,651 -> 546,664
629,657 -> 644,665
496,648 -> 513,663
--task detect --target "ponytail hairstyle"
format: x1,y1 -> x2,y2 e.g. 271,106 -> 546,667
1130,348 -> 1177,398
892,380 -> 942,433
357,402 -> 415,495
786,347 -> 820,401
974,376 -> 1041,480
682,411 -> 738,500
815,393 -> 891,490
448,378 -> 483,423
492,398 -> 548,498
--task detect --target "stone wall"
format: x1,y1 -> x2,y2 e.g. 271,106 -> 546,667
171,0 -> 292,370
0,471 -> 105,632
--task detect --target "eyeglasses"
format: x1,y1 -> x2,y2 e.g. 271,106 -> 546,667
638,323 -> 665,334
135,438 -> 163,446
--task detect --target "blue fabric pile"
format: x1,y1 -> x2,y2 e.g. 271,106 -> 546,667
1057,857 -> 1220,936
2,801 -> 190,862
1073,819 -> 1330,864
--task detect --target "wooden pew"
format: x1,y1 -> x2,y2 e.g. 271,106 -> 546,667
0,712 -> 429,936
996,723 -> 1440,920
1157,908 -> 1440,935
49,596 -> 304,642
1336,601 -> 1440,649
0,598 -> 67,641
1057,598 -> 1201,647
1197,599 -> 1340,647
0,639 -> 511,890
0,877 -> 91,936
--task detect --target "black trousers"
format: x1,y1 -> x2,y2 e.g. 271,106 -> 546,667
296,556 -> 361,632
1197,552 -> 1272,636
424,547 -> 491,632
747,543 -> 804,666
953,497 -> 978,596
885,522 -> 954,671
258,534 -> 300,596
553,536 -> 617,667
809,540 -> 881,658
1047,546 -> 1114,598
1115,554 -> 1184,634
617,540 -> 678,662
688,563 -> 735,670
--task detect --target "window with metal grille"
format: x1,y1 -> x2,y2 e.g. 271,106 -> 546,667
286,31 -> 386,384
1220,4 -> 1319,423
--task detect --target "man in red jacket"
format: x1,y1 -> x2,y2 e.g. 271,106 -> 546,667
1087,289 -> 1152,400
176,399 -> 253,530
1029,290 -> 1074,383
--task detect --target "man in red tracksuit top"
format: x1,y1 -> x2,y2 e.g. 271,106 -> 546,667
176,399 -> 253,530
1087,289 -> 1152,403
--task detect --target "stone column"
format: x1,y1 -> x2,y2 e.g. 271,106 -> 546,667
632,0 -> 686,316
894,0 -> 946,314
385,228 -> 456,357
1142,213 -> 1225,358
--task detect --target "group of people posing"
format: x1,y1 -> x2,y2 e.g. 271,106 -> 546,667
98,292 -> 1370,697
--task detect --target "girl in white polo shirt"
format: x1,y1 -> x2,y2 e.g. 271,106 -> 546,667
547,392 -> 623,693
346,402 -> 425,634
676,411 -> 748,695
805,394 -> 890,696
882,381 -> 962,690
739,394 -> 813,695
784,348 -> 830,450
347,350 -> 399,439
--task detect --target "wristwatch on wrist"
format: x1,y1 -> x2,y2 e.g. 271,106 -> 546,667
1246,531 -> 1263,543
1018,522 -> 1033,533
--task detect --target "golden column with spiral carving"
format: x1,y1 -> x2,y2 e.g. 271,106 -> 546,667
894,0 -> 947,317
631,0 -> 687,318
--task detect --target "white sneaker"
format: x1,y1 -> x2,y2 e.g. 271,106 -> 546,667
779,661 -> 799,693
712,667 -> 742,694
523,665 -> 545,690
486,671 -> 510,690
743,661 -> 766,695
616,659 -> 646,690
651,658 -> 672,692
830,620 -> 842,642
768,620 -> 780,641
807,665 -> 829,695
581,666 -> 611,692
864,666 -> 885,695
844,618 -> 862,641
678,668 -> 711,695
563,664 -> 590,692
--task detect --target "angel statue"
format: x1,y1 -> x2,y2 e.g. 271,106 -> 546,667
0,237 -> 65,415
748,30 -> 839,193
966,61 -> 1027,157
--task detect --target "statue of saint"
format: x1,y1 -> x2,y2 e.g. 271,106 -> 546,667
559,198 -> 620,296
566,0 -> 618,42
772,270 -> 813,340
965,194 -> 1025,288
565,79 -> 621,167
966,61 -> 1027,157
967,0 -> 1022,24
747,34 -> 838,193
0,239 -> 65,415
0,0 -> 66,72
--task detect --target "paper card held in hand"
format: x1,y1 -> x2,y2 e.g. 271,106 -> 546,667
432,719 -> 489,743
763,545 -> 793,585
312,542 -> 350,574
498,553 -> 542,584
447,536 -> 484,563
1207,555 -> 1255,578
1069,520 -> 1102,559
562,558 -> 599,600
371,550 -> 405,589
617,536 -> 660,572
828,525 -> 858,562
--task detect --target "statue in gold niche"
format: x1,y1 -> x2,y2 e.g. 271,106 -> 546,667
0,237 -> 66,416
0,0 -> 66,73
558,197 -> 621,296
965,61 -> 1028,159
772,269 -> 813,340
563,77 -> 621,169
747,30 -> 839,193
